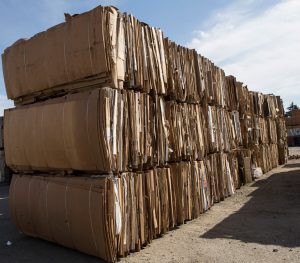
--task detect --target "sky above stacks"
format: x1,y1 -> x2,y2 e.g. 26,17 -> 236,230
0,0 -> 299,115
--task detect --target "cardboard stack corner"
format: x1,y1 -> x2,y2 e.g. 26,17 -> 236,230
2,5 -> 288,262
0,116 -> 11,184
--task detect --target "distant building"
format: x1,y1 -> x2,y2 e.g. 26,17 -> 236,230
285,109 -> 300,146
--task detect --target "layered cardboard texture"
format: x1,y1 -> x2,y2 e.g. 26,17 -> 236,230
2,6 -> 169,103
10,158 -> 236,261
10,174 -> 117,262
3,4 -> 288,263
4,87 -> 127,173
4,87 -> 169,173
2,6 -> 124,101
4,87 -> 287,174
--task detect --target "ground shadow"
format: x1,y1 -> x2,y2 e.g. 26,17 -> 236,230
0,186 -> 106,263
201,168 -> 300,247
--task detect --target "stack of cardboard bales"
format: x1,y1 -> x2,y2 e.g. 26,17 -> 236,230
2,6 -> 287,262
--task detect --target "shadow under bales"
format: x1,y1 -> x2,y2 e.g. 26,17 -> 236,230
201,168 -> 300,248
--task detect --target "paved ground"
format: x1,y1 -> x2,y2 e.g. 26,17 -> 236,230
1,159 -> 300,262
289,147 -> 300,156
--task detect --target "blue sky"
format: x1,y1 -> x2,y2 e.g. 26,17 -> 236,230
0,0 -> 299,114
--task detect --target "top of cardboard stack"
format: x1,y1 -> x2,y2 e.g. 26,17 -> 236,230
2,5 -> 288,263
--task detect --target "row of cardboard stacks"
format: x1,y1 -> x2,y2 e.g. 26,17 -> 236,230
1,5 -> 275,114
237,86 -> 284,118
4,89 -> 285,174
4,82 -> 287,174
2,4 -> 288,263
5,86 -> 253,174
240,115 -> 281,147
10,153 -> 241,262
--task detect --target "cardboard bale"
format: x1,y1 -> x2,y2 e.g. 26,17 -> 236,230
123,14 -> 167,94
164,40 -> 199,102
225,75 -> 240,111
205,105 -> 222,153
206,153 -> 235,202
228,151 -> 241,189
165,101 -> 206,161
10,174 -> 117,262
191,160 -> 212,216
126,91 -> 155,170
252,144 -> 279,173
155,96 -> 169,166
267,118 -> 278,144
4,87 -> 129,173
239,116 -> 250,148
2,7 -> 124,102
243,156 -> 252,183
263,94 -> 278,118
169,162 -> 192,224
278,145 -> 288,165
276,117 -> 288,164
169,161 -> 213,223
237,84 -> 251,118
204,62 -> 226,108
219,109 -> 240,153
257,117 -> 268,145
249,92 -> 264,117
231,111 -> 243,147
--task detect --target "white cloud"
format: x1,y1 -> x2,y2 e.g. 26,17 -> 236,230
0,95 -> 13,116
188,0 -> 300,109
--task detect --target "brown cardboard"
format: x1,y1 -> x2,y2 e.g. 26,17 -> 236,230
165,101 -> 206,161
9,174 -> 117,262
4,87 -> 129,173
2,6 -> 123,101
243,157 -> 252,183
9,166 -> 215,261
1,4 -> 290,262
2,6 -> 169,104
